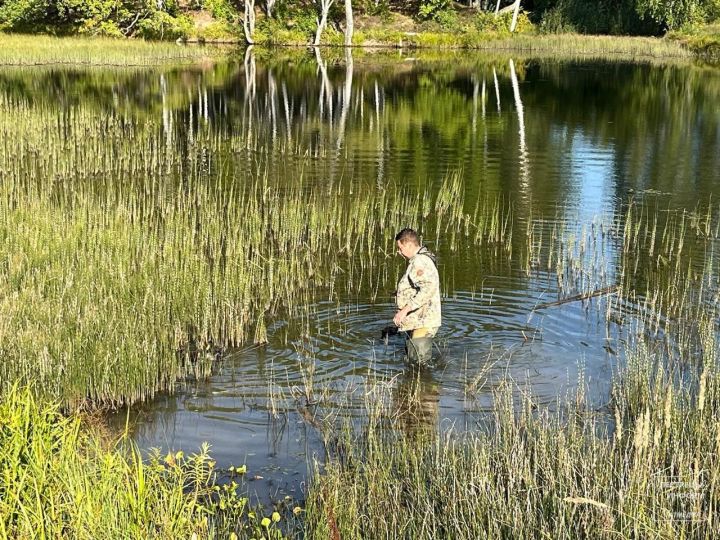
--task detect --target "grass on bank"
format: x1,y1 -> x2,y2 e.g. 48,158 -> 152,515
0,385 -> 293,539
0,33 -> 228,66
669,23 -> 720,61
0,28 -> 698,67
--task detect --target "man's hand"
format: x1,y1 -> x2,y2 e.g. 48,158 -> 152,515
393,305 -> 412,327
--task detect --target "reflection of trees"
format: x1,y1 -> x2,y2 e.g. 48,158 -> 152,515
0,62 -> 243,119
522,61 -> 720,209
4,52 -> 719,268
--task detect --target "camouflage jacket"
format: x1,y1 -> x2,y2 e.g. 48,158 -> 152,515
396,246 -> 441,332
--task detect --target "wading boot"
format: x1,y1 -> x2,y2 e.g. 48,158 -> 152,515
406,336 -> 434,367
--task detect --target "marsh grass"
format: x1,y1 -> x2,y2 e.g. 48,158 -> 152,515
1,80 -> 718,410
303,314 -> 720,538
0,32 -> 697,68
297,198 -> 720,538
0,33 -> 227,66
0,384 -> 296,539
0,95 -> 504,407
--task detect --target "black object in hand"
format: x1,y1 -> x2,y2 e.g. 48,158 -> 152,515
381,325 -> 399,339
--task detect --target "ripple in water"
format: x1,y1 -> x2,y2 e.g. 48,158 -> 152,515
112,271 -> 627,504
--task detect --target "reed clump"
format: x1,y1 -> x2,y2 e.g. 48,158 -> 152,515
1,95 -> 508,407
304,313 -> 720,538
300,199 -> 720,538
0,33 -> 226,66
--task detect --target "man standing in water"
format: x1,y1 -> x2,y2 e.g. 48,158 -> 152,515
393,228 -> 441,366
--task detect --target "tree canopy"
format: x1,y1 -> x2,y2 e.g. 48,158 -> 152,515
0,0 -> 718,38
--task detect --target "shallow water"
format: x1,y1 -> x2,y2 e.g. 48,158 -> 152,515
4,48 -> 718,504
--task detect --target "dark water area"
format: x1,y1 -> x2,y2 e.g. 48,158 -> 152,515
4,49 -> 718,504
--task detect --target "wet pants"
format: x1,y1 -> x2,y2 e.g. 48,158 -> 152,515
406,327 -> 437,366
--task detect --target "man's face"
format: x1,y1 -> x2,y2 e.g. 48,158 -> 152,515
396,240 -> 418,259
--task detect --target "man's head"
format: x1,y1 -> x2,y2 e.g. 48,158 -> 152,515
395,228 -> 420,259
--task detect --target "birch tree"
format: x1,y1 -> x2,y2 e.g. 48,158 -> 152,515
344,0 -> 353,47
314,0 -> 334,46
265,0 -> 276,18
510,0 -> 521,32
243,0 -> 256,44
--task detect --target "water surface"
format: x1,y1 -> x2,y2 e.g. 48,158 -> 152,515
4,49 -> 718,504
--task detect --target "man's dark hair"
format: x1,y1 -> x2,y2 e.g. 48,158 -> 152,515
395,228 -> 419,245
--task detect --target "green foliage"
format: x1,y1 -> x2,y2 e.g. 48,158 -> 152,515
0,0 -> 194,39
539,3 -> 578,33
0,0 -> 52,32
362,0 -> 391,18
472,10 -> 533,34
433,8 -> 459,29
418,0 -> 452,21
137,10 -> 193,40
0,385 -> 213,537
281,5 -> 319,34
0,385 -> 298,538
203,0 -> 240,23
532,0 -> 660,34
669,22 -> 720,61
636,0 -> 707,30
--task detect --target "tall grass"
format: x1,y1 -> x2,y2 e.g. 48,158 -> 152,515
303,314 -> 720,538
0,385 -> 248,538
2,81 -> 718,408
0,94 -> 512,406
0,33 -> 227,66
0,384 -> 302,538
298,197 -> 720,538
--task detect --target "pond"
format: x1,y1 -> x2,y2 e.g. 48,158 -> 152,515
2,48 -> 719,505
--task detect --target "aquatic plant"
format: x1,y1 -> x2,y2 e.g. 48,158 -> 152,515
303,312 -> 720,538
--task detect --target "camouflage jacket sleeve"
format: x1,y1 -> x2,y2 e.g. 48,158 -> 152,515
407,254 -> 439,312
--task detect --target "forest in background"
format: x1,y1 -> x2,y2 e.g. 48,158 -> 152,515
0,0 -> 719,43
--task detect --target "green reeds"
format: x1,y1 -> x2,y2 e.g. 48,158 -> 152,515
0,95 -> 509,407
0,33 -> 226,66
304,315 -> 720,538
0,384 -> 299,539
0,385 -> 211,538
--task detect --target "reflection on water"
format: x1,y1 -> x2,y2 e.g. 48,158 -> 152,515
4,49 -> 718,503
393,368 -> 440,438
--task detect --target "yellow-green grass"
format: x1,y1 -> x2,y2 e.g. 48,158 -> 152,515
251,24 -> 693,62
1,58 -> 717,413
0,94 -> 506,407
0,30 -> 696,66
296,195 -> 720,538
3,198 -> 718,538
0,33 -> 230,66
0,385 -> 294,539
669,23 -> 720,62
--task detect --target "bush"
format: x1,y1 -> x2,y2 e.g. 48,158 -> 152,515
137,11 -> 194,40
203,0 -> 240,23
418,0 -> 452,21
363,0 -> 391,18
433,8 -> 459,29
539,5 -> 577,33
475,10 -> 534,34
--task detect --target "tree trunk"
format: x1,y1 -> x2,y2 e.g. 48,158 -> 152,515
265,0 -> 276,18
510,0 -> 521,32
314,0 -> 334,46
344,0 -> 353,47
243,0 -> 256,44
494,0 -> 501,16
509,59 -> 529,190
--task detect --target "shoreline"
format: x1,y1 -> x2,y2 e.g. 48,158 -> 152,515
1,31 -> 714,66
